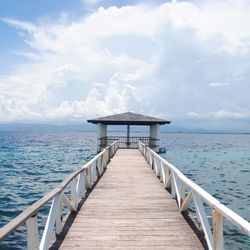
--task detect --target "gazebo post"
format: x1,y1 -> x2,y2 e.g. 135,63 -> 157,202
126,125 -> 130,148
150,124 -> 160,152
97,123 -> 107,152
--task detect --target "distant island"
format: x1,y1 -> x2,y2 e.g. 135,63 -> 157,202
0,123 -> 249,134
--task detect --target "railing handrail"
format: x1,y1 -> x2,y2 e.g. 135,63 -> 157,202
149,145 -> 250,235
139,141 -> 250,249
0,140 -> 118,244
99,136 -> 159,139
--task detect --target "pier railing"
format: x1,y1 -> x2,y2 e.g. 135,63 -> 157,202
139,141 -> 250,250
99,136 -> 158,149
0,141 -> 118,250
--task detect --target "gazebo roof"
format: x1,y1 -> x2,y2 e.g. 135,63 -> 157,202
87,112 -> 171,125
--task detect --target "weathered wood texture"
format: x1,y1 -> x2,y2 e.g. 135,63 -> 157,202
51,149 -> 204,249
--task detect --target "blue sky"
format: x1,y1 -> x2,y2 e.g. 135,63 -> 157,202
1,0 -> 250,131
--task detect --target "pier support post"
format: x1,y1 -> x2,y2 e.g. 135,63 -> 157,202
150,124 -> 160,152
97,123 -> 107,152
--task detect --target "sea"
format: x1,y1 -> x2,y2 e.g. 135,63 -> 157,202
0,131 -> 249,249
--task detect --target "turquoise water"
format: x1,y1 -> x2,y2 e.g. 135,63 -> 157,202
0,131 -> 250,249
0,131 -> 97,249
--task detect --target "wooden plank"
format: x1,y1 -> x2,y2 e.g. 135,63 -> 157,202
50,149 -> 204,249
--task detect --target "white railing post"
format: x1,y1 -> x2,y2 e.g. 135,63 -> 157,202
104,150 -> 108,169
100,154 -> 104,173
107,147 -> 110,162
212,208 -> 224,249
178,181 -> 185,209
159,160 -> 163,182
89,164 -> 93,185
97,158 -> 101,176
109,146 -> 112,158
82,171 -> 86,197
157,158 -> 161,177
163,166 -> 169,188
150,153 -> 153,168
55,194 -> 62,234
105,150 -> 108,168
76,171 -> 85,202
40,193 -> 61,250
93,161 -> 97,182
171,172 -> 176,199
154,157 -> 157,174
110,146 -> 113,157
85,168 -> 91,189
156,158 -> 160,177
152,155 -> 154,171
71,178 -> 77,211
107,148 -> 110,164
95,160 -> 99,178
26,215 -> 39,250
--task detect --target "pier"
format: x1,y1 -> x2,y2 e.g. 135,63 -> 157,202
1,141 -> 250,249
50,148 -> 203,249
1,112 -> 250,249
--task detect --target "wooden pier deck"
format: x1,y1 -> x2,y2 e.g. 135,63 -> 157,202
51,149 -> 204,249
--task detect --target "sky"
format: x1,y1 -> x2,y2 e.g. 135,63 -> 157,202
1,0 -> 250,131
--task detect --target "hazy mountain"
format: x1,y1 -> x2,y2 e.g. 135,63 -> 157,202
0,122 -> 248,134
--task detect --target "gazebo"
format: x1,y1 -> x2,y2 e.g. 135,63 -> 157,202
88,112 -> 171,152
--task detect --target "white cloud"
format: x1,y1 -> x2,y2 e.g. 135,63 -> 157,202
196,0 -> 250,52
1,0 -> 250,130
83,0 -> 102,6
187,112 -> 201,118
2,18 -> 36,32
44,79 -> 140,120
212,109 -> 249,119
209,82 -> 229,87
